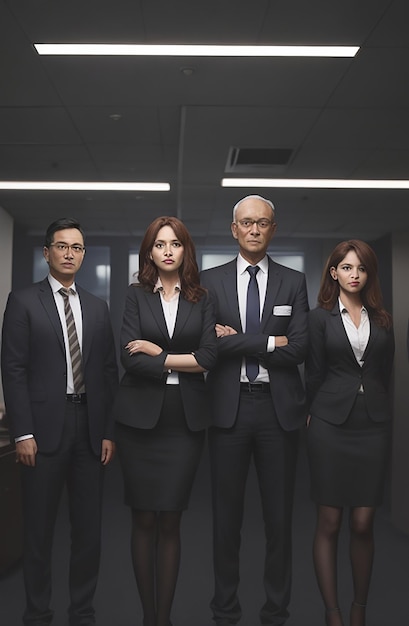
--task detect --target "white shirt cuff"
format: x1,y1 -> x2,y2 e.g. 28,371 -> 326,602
267,336 -> 276,352
15,434 -> 34,442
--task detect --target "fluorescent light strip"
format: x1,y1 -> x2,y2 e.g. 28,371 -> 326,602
222,178 -> 409,190
34,44 -> 359,58
0,181 -> 170,191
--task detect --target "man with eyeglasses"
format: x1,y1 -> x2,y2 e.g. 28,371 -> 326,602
201,195 -> 309,626
1,217 -> 118,626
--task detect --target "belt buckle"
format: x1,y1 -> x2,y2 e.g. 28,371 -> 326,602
71,393 -> 82,403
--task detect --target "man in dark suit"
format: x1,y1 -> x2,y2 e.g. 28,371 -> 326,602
1,218 -> 118,626
201,195 -> 309,626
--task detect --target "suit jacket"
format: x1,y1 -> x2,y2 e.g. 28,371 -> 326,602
305,304 -> 395,424
114,284 -> 217,431
200,257 -> 309,431
1,278 -> 119,455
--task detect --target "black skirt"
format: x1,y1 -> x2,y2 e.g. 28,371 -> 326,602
307,394 -> 390,507
115,385 -> 205,511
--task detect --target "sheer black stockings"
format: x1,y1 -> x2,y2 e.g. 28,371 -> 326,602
130,509 -> 182,626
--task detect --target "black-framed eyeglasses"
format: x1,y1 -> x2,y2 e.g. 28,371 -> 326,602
235,219 -> 274,229
48,243 -> 86,254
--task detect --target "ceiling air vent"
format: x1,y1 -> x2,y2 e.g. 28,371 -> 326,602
225,146 -> 293,173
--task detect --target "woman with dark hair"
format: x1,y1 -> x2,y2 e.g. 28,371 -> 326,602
306,240 -> 394,626
114,216 -> 217,626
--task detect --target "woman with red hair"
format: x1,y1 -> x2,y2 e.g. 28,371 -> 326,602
306,240 -> 394,626
115,217 -> 217,626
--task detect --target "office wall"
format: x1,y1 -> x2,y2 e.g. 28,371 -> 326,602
390,231 -> 409,532
0,206 -> 13,403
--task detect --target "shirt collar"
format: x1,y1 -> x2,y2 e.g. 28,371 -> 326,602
153,276 -> 181,295
48,273 -> 77,295
338,297 -> 367,315
237,253 -> 268,276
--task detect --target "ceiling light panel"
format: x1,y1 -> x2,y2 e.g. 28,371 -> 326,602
34,44 -> 359,57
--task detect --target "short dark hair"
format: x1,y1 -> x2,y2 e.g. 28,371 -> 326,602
44,218 -> 85,248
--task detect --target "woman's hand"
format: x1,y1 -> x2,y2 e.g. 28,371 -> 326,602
126,339 -> 163,356
275,335 -> 288,347
215,323 -> 237,338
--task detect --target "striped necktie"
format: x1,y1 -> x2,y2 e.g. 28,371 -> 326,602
59,288 -> 85,393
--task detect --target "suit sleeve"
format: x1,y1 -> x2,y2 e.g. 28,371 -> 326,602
119,286 -> 167,379
214,272 -> 309,367
1,292 -> 35,438
381,325 -> 395,389
101,302 -> 119,434
191,292 -> 218,371
304,308 -> 327,406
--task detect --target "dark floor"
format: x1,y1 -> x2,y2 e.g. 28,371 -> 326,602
1,437 -> 409,626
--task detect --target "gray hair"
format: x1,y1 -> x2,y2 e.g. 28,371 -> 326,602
232,195 -> 276,222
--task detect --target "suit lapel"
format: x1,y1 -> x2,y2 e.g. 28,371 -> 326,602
38,279 -> 65,353
261,258 -> 282,329
77,286 -> 92,365
221,260 -> 241,331
329,303 -> 361,367
362,318 -> 379,362
173,296 -> 194,339
144,290 -> 170,340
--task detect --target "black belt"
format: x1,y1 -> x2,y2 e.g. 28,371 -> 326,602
66,393 -> 87,404
240,382 -> 270,393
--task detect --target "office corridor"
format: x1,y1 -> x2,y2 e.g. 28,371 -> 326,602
1,438 -> 408,626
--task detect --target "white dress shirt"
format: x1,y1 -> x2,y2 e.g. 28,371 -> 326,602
338,297 -> 370,392
48,274 -> 84,394
154,277 -> 181,385
236,254 -> 275,383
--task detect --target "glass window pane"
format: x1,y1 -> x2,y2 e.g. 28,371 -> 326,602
128,252 -> 139,284
201,252 -> 304,273
201,253 -> 236,270
271,254 -> 304,272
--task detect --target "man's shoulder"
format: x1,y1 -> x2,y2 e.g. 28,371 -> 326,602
7,279 -> 48,301
200,259 -> 236,281
76,284 -> 107,307
268,257 -> 305,280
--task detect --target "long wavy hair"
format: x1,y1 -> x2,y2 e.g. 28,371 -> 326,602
137,216 -> 206,303
318,239 -> 392,329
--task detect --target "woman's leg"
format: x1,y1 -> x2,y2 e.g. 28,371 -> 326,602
130,509 -> 157,626
313,504 -> 345,626
156,510 -> 183,626
348,506 -> 376,626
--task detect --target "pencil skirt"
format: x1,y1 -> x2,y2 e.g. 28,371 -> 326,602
115,385 -> 205,511
307,394 -> 390,507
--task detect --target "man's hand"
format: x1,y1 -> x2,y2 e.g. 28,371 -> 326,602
101,439 -> 115,465
15,438 -> 38,466
275,335 -> 288,347
215,324 -> 238,338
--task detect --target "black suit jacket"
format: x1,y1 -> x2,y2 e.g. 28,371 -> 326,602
305,304 -> 395,424
1,278 -> 118,455
200,257 -> 309,431
114,284 -> 217,431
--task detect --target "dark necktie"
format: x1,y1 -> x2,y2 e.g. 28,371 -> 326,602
59,288 -> 85,393
245,265 -> 260,382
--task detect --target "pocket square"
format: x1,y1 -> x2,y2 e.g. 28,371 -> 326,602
273,305 -> 292,316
